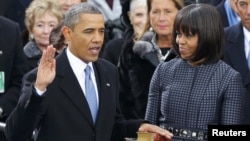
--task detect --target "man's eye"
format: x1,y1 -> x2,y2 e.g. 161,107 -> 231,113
84,30 -> 92,33
100,29 -> 105,33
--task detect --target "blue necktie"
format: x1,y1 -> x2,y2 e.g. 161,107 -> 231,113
85,65 -> 98,123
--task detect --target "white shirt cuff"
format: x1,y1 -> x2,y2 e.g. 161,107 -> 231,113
34,87 -> 46,96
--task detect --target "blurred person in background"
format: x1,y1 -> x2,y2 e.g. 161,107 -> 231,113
88,0 -> 124,52
49,20 -> 68,54
0,0 -> 32,47
52,0 -> 87,13
118,0 -> 184,120
23,0 -> 64,71
127,0 -> 148,40
0,0 -> 32,33
187,0 -> 223,6
88,0 -> 122,23
0,16 -> 28,141
101,0 -> 148,65
223,0 -> 250,124
17,21 -> 68,107
216,0 -> 240,27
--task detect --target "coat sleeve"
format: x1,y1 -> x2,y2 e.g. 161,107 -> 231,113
4,72 -> 46,141
145,63 -> 164,125
0,20 -> 27,120
220,68 -> 246,124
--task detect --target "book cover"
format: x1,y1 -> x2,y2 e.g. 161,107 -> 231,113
137,132 -> 154,141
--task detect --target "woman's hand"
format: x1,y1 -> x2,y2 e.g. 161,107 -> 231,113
138,123 -> 173,141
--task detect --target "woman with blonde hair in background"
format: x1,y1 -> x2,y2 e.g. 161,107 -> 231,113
23,0 -> 64,71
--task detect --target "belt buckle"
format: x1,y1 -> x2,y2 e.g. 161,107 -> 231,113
173,128 -> 179,136
179,129 -> 191,138
191,131 -> 198,140
167,127 -> 173,133
197,131 -> 204,140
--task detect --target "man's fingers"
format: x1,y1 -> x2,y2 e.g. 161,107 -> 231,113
46,45 -> 56,61
40,45 -> 56,64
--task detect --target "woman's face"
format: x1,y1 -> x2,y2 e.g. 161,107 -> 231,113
149,0 -> 179,36
31,12 -> 59,50
128,4 -> 147,36
176,30 -> 198,60
56,0 -> 82,13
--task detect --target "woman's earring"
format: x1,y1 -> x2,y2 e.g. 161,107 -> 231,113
29,34 -> 34,40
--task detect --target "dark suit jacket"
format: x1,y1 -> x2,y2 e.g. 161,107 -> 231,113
216,0 -> 229,27
223,23 -> 250,124
0,1 -> 10,16
186,0 -> 223,6
101,38 -> 124,66
0,16 -> 27,121
2,0 -> 32,31
5,49 -> 144,141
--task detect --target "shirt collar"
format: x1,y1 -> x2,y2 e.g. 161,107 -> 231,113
66,48 -> 93,76
243,26 -> 250,43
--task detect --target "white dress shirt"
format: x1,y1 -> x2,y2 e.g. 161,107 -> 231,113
35,48 -> 99,106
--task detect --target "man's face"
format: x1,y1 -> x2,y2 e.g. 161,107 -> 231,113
63,13 -> 105,63
236,0 -> 250,30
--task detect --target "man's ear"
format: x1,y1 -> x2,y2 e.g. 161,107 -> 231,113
62,26 -> 72,42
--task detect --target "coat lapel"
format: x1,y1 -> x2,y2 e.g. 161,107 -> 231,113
226,23 -> 250,86
56,51 -> 94,126
92,60 -> 116,125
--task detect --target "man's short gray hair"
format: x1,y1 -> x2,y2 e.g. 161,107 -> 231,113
64,3 -> 102,29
